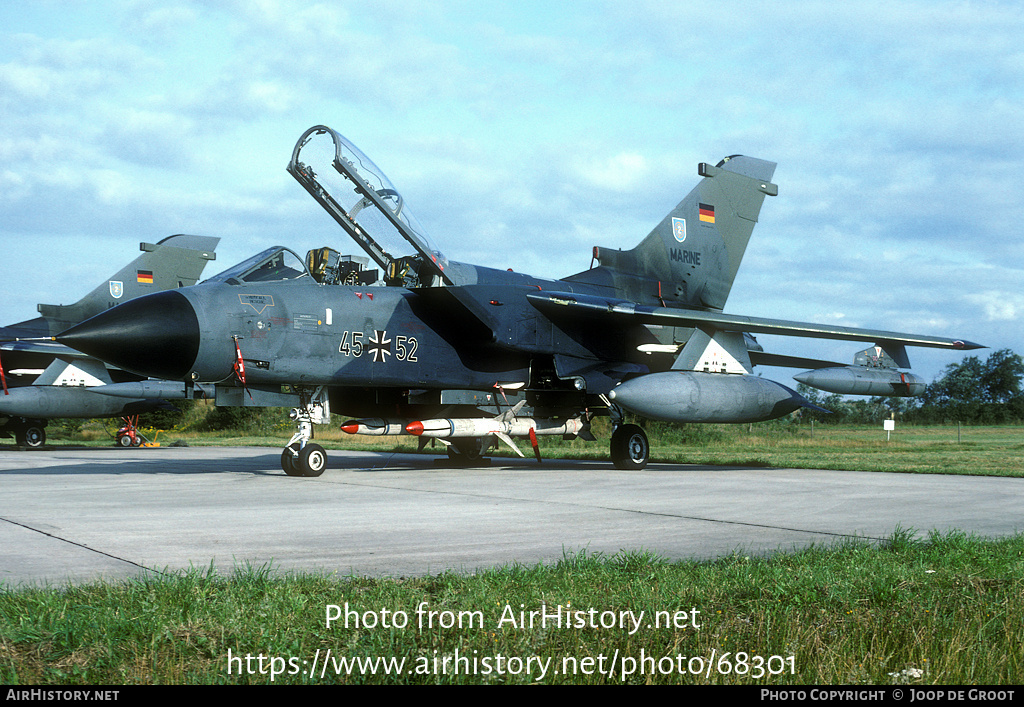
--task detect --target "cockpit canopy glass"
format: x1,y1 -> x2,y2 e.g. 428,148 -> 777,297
288,126 -> 451,287
206,246 -> 310,284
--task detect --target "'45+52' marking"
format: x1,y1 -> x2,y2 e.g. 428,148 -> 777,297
339,330 -> 418,363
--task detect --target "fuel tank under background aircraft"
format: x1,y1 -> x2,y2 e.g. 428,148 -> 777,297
794,346 -> 927,397
57,126 -> 981,475
0,234 -> 218,447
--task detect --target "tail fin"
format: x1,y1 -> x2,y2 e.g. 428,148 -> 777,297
36,234 -> 219,334
570,156 -> 777,310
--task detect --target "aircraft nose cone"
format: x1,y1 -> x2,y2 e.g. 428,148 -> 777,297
57,290 -> 200,381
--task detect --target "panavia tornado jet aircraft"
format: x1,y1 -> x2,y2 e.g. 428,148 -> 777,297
56,126 -> 981,475
0,234 -> 218,447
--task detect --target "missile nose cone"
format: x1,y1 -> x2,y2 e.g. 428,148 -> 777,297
57,290 -> 200,380
405,421 -> 424,435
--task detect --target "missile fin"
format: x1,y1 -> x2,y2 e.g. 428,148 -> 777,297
494,431 -> 525,457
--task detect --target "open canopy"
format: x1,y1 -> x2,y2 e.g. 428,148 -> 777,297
288,125 -> 452,288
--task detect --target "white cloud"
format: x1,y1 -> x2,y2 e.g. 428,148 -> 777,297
573,152 -> 650,193
966,291 -> 1024,322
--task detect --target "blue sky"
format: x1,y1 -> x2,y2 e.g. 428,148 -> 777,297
2,1 -> 1021,386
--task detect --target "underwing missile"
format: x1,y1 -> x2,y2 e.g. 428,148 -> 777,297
339,418 -> 411,435
608,371 -> 824,423
793,367 -> 926,397
404,417 -> 587,439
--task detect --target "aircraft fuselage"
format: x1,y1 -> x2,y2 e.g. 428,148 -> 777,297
63,261 -> 665,398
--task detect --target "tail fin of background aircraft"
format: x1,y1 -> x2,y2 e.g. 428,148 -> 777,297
566,156 -> 777,311
35,234 -> 219,335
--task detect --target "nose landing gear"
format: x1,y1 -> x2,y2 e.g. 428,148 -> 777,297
280,386 -> 330,477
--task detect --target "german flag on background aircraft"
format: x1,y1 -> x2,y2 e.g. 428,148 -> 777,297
137,270 -> 154,284
698,203 -> 715,224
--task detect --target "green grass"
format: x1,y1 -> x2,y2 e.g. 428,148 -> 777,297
2,531 -> 1022,684
636,423 -> 1024,477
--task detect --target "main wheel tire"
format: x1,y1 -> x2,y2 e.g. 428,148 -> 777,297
447,440 -> 483,462
297,443 -> 327,477
446,437 -> 491,466
16,425 -> 46,449
281,443 -> 303,476
610,424 -> 649,470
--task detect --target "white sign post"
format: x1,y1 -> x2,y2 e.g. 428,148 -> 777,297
883,418 -> 895,442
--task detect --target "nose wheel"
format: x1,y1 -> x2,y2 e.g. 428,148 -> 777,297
280,386 -> 330,477
282,442 -> 327,477
281,443 -> 301,475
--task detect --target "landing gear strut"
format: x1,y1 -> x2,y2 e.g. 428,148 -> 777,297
281,386 -> 330,477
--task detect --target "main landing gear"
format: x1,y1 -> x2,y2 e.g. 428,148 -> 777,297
14,420 -> 46,449
280,386 -> 330,477
610,423 -> 650,470
607,400 -> 650,470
